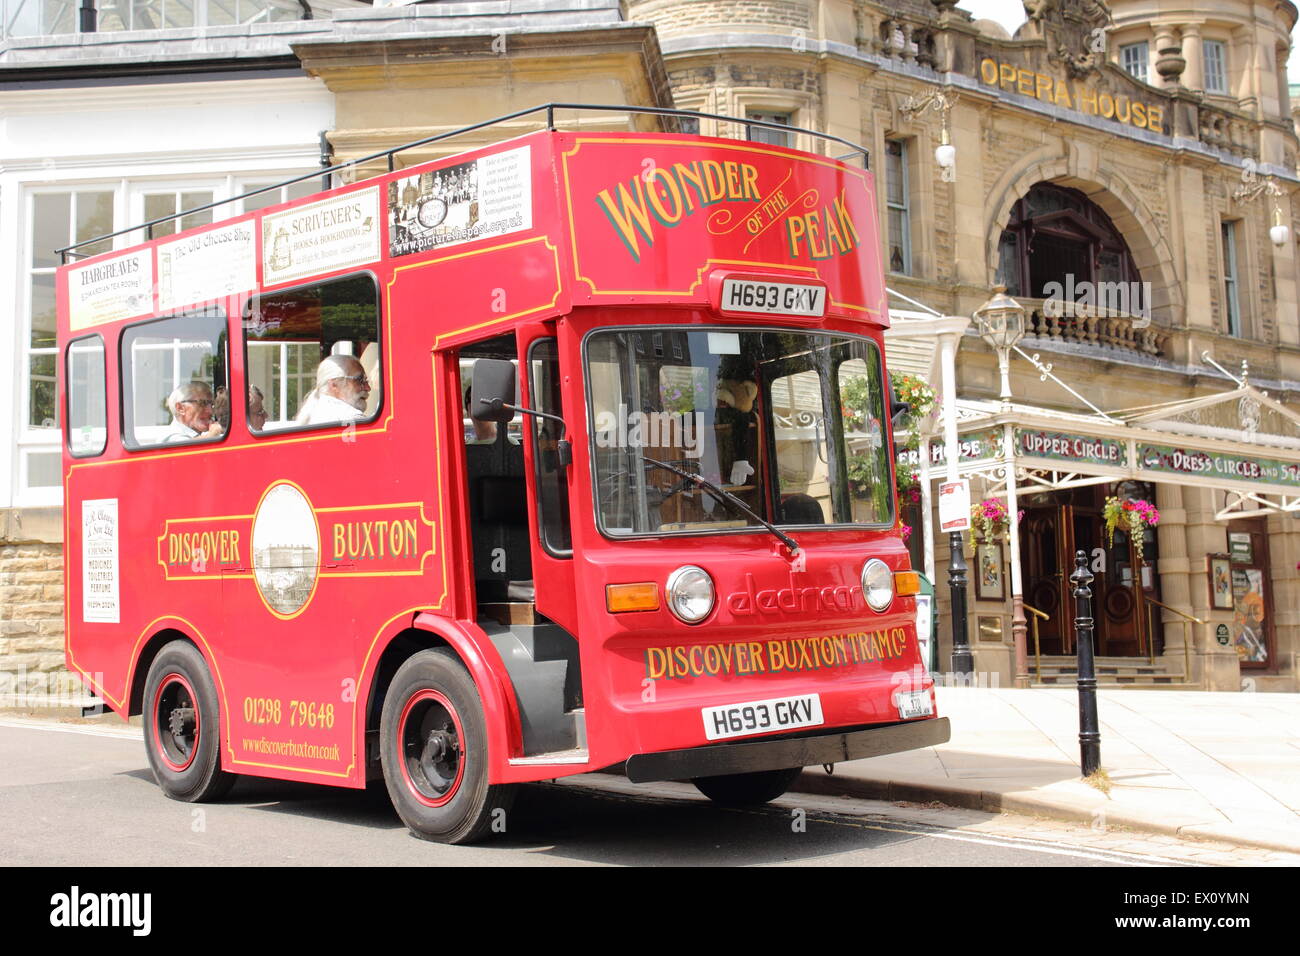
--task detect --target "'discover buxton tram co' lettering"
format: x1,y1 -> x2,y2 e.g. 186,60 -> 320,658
646,629 -> 910,680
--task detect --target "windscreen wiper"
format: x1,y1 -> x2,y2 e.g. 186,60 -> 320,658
642,456 -> 800,554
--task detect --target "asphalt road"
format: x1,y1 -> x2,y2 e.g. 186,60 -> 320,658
0,716 -> 1210,869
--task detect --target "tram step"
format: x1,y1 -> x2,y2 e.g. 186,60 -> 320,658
508,749 -> 590,767
481,616 -> 583,756
570,708 -> 587,750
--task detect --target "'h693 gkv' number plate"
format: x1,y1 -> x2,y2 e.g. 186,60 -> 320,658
701,693 -> 824,742
720,278 -> 826,317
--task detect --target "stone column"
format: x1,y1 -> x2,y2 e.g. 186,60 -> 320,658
1180,22 -> 1204,93
1264,513 -> 1299,687
1161,485 -> 1238,689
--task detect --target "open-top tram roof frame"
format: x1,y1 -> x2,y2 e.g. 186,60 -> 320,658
57,102 -> 871,263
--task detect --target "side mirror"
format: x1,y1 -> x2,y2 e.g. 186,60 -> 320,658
470,359 -> 517,423
889,382 -> 909,428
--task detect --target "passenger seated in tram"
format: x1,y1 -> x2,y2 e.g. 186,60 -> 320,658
295,355 -> 371,426
164,382 -> 223,442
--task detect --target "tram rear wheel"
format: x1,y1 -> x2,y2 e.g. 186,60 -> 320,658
380,648 -> 515,845
143,640 -> 236,802
692,767 -> 803,807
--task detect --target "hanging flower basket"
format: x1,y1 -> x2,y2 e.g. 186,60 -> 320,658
1103,496 -> 1160,563
892,373 -> 937,422
969,497 -> 1023,550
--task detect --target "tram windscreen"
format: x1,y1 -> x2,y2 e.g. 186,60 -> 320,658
585,328 -> 894,537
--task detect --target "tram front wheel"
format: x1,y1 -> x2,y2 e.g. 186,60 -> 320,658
143,640 -> 236,802
692,767 -> 803,807
380,648 -> 515,845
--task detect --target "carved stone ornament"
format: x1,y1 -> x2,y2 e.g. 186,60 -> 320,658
1238,393 -> 1262,442
1024,0 -> 1114,79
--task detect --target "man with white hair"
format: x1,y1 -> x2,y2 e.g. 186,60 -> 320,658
298,354 -> 371,426
165,381 -> 223,442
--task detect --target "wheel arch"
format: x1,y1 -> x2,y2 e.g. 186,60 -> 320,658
360,614 -> 524,781
128,626 -> 206,717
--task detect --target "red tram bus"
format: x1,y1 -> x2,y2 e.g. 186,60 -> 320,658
58,106 -> 949,843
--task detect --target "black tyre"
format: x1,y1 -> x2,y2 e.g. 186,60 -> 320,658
380,648 -> 515,844
143,641 -> 236,802
692,767 -> 803,807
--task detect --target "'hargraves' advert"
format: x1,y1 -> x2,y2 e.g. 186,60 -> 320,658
262,188 -> 380,286
68,251 -> 154,331
82,499 -> 120,624
158,222 -> 256,311
388,145 -> 532,258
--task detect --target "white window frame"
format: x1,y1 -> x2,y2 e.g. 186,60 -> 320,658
1120,41 -> 1149,83
18,185 -> 121,504
1203,39 -> 1228,95
884,139 -> 912,276
131,183 -> 221,244
247,339 -> 317,427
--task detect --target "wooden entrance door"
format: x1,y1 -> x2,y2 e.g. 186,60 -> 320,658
1023,504 -> 1072,655
1020,490 -> 1159,658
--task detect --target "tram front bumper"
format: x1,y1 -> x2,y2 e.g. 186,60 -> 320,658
624,716 -> 950,783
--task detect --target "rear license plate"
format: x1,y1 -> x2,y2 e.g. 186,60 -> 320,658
896,690 -> 933,719
701,693 -> 823,742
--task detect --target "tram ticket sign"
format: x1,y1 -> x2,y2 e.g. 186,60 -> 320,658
938,480 -> 972,532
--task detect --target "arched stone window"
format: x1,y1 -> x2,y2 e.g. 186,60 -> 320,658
997,183 -> 1140,300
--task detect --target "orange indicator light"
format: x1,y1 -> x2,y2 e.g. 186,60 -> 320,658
606,583 -> 660,613
894,571 -> 921,596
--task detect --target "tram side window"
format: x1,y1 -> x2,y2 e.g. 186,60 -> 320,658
244,274 -> 381,433
120,311 -> 228,450
836,355 -> 892,525
529,338 -> 572,555
67,335 -> 107,458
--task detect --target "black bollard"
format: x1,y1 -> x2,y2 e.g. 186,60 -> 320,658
1070,549 -> 1101,776
948,531 -> 973,676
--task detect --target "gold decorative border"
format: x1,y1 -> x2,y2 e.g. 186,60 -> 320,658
560,134 -> 877,316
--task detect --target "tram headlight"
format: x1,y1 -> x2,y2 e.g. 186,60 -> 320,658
666,566 -> 715,624
861,559 -> 894,612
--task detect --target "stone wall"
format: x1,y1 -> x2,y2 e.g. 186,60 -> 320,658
0,510 -> 76,710
629,0 -> 814,38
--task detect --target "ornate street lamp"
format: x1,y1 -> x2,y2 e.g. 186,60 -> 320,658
899,88 -> 959,183
974,285 -> 1026,408
1233,168 -> 1291,248
974,285 -> 1031,686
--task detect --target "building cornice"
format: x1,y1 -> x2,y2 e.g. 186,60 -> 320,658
660,31 -> 1299,184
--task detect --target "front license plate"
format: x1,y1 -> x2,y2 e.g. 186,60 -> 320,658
719,278 -> 826,317
701,693 -> 824,742
896,690 -> 933,719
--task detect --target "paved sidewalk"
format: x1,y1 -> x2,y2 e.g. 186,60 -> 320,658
791,687 -> 1300,853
